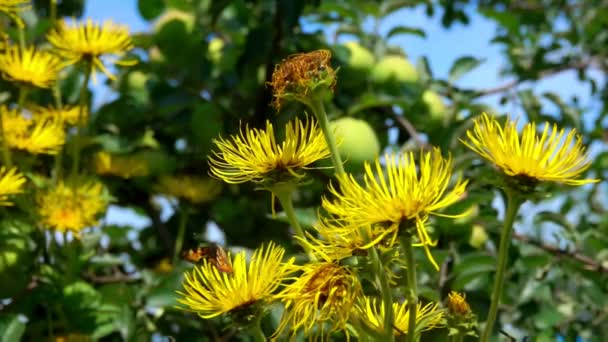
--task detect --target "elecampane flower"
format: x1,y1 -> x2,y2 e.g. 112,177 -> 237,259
37,180 -> 108,236
94,151 -> 149,179
47,19 -> 135,81
0,45 -> 64,88
1,106 -> 65,155
462,112 -> 598,186
156,175 -> 222,204
356,297 -> 444,337
322,148 -> 467,269
0,0 -> 30,27
0,167 -> 25,206
209,116 -> 330,185
29,104 -> 86,126
447,291 -> 471,316
274,261 -> 361,339
176,242 -> 294,319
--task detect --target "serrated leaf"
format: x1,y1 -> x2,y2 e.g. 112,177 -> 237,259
449,56 -> 484,82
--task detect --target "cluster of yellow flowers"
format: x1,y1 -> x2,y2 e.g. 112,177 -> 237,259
175,49 -> 597,340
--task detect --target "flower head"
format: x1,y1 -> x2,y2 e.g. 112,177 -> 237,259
462,113 -> 598,188
0,167 -> 25,206
447,291 -> 471,316
94,151 -> 149,179
0,45 -> 64,88
275,261 -> 361,339
29,104 -> 86,126
176,242 -> 294,320
356,297 -> 444,337
322,148 -> 468,269
37,179 -> 109,236
156,175 -> 222,204
47,19 -> 135,81
1,105 -> 65,155
0,0 -> 30,27
269,50 -> 336,109
209,116 -> 330,188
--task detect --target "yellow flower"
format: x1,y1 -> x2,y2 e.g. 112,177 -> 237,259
322,148 -> 468,269
1,105 -> 65,155
156,175 -> 222,204
269,49 -> 336,109
29,104 -> 86,126
446,291 -> 471,316
356,297 -> 444,337
0,45 -> 64,88
0,0 -> 30,27
462,113 -> 598,187
37,179 -> 109,236
275,261 -> 361,339
47,19 -> 135,81
0,167 -> 25,206
209,116 -> 330,187
176,242 -> 294,319
94,151 -> 149,179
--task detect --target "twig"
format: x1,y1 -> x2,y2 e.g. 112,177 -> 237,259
513,233 -> 608,273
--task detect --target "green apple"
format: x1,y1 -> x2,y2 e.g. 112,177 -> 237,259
330,117 -> 381,172
127,71 -> 149,90
370,55 -> 419,94
469,224 -> 489,249
208,38 -> 224,64
153,9 -> 195,33
422,90 -> 446,121
343,41 -> 375,72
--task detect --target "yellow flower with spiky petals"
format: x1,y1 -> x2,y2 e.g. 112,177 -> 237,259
177,242 -> 295,319
0,45 -> 65,88
209,116 -> 330,187
0,167 -> 25,206
0,0 -> 30,27
156,175 -> 222,204
37,179 -> 108,236
356,297 -> 444,337
322,148 -> 468,269
1,105 -> 65,155
274,261 -> 362,339
462,112 -> 598,187
94,151 -> 149,179
29,104 -> 86,126
47,19 -> 136,81
447,291 -> 471,316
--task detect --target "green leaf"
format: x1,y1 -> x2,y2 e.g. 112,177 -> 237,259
190,103 -> 224,156
0,314 -> 25,342
448,56 -> 484,82
137,0 -> 165,21
386,25 -> 426,39
452,253 -> 496,289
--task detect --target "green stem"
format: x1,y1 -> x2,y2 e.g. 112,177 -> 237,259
17,86 -> 28,111
52,84 -> 63,183
50,0 -> 57,25
18,26 -> 25,50
0,108 -> 12,167
71,65 -> 91,176
400,235 -> 418,342
274,190 -> 315,260
308,96 -> 345,176
480,190 -> 523,342
369,247 -> 395,341
249,315 -> 267,342
173,206 -> 188,265
451,333 -> 464,342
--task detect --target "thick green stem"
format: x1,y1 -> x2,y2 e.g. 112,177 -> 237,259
249,315 -> 267,342
369,247 -> 395,341
308,96 -> 345,176
172,206 -> 188,265
480,191 -> 523,342
52,85 -> 63,183
50,0 -> 57,25
400,235 -> 418,342
71,66 -> 91,176
275,190 -> 315,259
0,108 -> 12,167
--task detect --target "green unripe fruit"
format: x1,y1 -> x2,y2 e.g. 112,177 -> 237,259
469,224 -> 489,249
149,46 -> 166,64
153,9 -> 195,33
127,71 -> 149,90
330,117 -> 381,172
422,90 -> 446,121
208,38 -> 224,64
343,41 -> 375,72
370,55 -> 419,94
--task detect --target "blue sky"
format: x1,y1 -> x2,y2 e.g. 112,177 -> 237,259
84,1 -> 606,241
